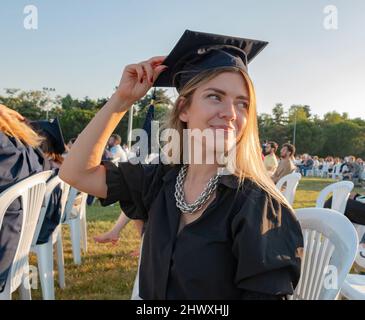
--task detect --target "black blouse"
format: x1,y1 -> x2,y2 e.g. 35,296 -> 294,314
100,161 -> 303,300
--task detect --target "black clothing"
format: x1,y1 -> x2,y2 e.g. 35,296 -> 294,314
325,194 -> 365,225
100,161 -> 303,300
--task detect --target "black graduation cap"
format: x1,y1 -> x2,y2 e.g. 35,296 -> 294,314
154,29 -> 268,92
31,117 -> 66,154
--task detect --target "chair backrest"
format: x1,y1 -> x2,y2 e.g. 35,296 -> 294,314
322,163 -> 329,172
276,172 -> 302,206
63,186 -> 88,221
333,164 -> 341,174
59,182 -> 70,222
31,175 -> 64,246
0,171 -> 53,293
292,208 -> 358,300
316,181 -> 354,214
359,166 -> 365,179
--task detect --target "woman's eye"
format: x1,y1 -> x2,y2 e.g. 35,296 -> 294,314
237,101 -> 248,109
207,94 -> 220,101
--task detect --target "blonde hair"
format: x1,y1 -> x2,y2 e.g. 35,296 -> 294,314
164,67 -> 290,207
0,108 -> 43,148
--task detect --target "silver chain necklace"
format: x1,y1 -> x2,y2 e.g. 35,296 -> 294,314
174,165 -> 220,214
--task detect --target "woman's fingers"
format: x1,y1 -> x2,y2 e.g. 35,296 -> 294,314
153,64 -> 168,81
141,62 -> 154,84
134,64 -> 144,83
121,56 -> 167,90
148,55 -> 166,66
140,59 -> 167,84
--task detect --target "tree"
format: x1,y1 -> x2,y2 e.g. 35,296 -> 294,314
272,103 -> 286,126
288,120 -> 325,155
59,108 -> 96,142
321,121 -> 365,158
1,88 -> 364,158
288,105 -> 312,122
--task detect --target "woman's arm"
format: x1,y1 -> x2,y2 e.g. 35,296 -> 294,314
59,94 -> 128,198
59,56 -> 167,198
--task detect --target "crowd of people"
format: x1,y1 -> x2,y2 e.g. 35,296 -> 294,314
262,140 -> 365,186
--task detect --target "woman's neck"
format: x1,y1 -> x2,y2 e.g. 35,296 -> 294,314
185,163 -> 219,185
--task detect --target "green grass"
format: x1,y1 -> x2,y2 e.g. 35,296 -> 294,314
23,178 -> 363,299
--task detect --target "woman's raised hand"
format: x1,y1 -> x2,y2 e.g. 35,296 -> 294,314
116,56 -> 167,110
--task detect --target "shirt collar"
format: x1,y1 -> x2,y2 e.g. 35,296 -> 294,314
162,164 -> 240,189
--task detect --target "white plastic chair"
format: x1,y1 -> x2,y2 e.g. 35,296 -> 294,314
62,187 -> 88,265
341,274 -> 365,300
292,208 -> 358,300
340,223 -> 365,300
0,171 -> 52,300
320,163 -> 330,178
328,163 -> 342,180
276,172 -> 302,206
339,197 -> 365,300
29,175 -> 70,300
131,234 -> 144,300
316,181 -> 354,214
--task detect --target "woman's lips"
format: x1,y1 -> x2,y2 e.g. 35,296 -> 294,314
209,125 -> 236,132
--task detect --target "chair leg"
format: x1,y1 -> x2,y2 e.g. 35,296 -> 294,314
56,231 -> 66,289
19,262 -> 32,300
131,270 -> 141,300
36,241 -> 55,300
80,215 -> 88,253
69,219 -> 81,265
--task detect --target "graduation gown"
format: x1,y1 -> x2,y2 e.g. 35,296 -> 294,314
100,161 -> 303,300
0,132 -> 62,292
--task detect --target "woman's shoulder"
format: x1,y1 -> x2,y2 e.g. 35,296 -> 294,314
231,177 -> 297,220
235,176 -> 269,198
230,177 -> 303,246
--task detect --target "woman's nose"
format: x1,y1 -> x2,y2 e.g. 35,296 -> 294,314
219,100 -> 236,120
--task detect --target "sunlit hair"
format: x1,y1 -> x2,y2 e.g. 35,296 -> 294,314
164,67 -> 290,207
0,108 -> 43,148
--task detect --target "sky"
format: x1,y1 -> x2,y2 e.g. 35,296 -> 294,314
0,0 -> 364,119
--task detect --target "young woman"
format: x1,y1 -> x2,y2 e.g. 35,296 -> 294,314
0,105 -> 50,292
60,30 -> 303,300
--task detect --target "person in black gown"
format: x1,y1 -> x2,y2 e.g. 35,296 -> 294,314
0,109 -> 66,293
0,105 -> 50,292
60,30 -> 304,300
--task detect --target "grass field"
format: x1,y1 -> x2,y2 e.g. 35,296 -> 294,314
26,177 -> 363,300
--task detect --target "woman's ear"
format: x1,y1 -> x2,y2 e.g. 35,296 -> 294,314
177,97 -> 189,123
